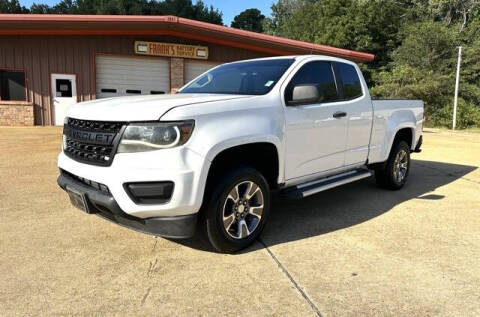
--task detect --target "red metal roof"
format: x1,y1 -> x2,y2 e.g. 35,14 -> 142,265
0,14 -> 375,62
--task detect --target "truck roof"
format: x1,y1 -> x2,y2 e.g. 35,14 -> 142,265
219,55 -> 358,66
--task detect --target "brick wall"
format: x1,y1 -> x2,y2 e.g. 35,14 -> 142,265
170,57 -> 185,93
0,102 -> 35,126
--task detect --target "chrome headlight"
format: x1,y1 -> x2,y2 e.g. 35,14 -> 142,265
117,121 -> 194,153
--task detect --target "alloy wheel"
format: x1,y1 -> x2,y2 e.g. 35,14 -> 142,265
393,149 -> 408,183
222,181 -> 264,239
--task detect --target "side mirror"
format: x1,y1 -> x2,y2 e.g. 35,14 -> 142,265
288,84 -> 322,105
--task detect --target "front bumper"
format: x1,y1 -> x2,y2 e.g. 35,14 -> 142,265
57,146 -> 210,218
57,172 -> 197,238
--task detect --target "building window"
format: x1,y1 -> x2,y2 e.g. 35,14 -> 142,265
0,70 -> 26,101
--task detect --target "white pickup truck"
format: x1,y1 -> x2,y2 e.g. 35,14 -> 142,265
57,55 -> 423,253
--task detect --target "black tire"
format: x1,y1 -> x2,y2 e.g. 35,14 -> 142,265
199,167 -> 270,253
375,140 -> 411,190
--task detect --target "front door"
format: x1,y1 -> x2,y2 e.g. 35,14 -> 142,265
51,73 -> 77,126
283,61 -> 349,180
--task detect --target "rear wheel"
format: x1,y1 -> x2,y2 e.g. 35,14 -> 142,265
375,140 -> 411,190
200,167 -> 270,253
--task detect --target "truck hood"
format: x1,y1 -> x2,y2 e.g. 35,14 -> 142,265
67,94 -> 250,122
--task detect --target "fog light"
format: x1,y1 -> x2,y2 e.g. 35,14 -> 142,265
124,182 -> 174,204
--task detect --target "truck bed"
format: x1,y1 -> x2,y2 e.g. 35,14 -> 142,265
368,99 -> 424,164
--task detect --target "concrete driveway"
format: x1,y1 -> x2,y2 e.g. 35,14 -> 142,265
1,127 -> 479,316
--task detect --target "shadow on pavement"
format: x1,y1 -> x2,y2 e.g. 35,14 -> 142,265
174,160 -> 477,253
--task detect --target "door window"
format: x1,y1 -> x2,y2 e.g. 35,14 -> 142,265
335,63 -> 363,100
55,79 -> 73,97
285,61 -> 338,104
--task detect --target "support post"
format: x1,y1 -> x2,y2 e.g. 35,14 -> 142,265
453,46 -> 462,130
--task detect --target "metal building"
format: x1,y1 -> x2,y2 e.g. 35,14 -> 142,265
0,14 -> 374,126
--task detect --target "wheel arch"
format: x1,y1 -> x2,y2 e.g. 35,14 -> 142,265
204,140 -> 282,194
379,115 -> 416,163
394,127 -> 414,148
368,126 -> 414,170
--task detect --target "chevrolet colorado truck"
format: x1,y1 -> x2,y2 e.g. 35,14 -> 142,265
57,55 -> 424,253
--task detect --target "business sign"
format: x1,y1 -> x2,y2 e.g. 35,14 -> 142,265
134,41 -> 209,60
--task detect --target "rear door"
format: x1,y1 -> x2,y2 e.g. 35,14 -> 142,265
333,62 -> 373,165
283,60 -> 349,179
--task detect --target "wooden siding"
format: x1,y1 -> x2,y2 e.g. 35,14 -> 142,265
0,35 -> 270,125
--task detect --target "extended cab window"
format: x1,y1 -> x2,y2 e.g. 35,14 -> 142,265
335,63 -> 363,100
285,61 -> 338,104
0,70 -> 26,101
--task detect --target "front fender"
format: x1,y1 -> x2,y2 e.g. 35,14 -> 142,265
161,96 -> 286,183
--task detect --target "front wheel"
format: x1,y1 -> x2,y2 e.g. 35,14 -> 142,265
375,140 -> 411,190
200,167 -> 270,253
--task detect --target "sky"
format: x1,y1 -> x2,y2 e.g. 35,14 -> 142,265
17,0 -> 275,26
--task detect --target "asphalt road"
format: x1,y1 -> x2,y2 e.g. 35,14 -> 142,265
1,127 -> 479,316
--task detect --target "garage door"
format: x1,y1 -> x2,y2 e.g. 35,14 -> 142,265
95,55 -> 170,98
184,60 -> 220,84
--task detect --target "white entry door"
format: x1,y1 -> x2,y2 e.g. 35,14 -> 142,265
51,73 -> 77,126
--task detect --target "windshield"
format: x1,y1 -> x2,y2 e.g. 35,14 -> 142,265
179,59 -> 295,95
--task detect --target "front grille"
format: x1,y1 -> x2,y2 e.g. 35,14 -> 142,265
67,118 -> 124,133
63,118 -> 125,166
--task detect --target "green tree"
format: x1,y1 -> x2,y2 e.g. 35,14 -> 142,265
148,0 -> 223,24
372,20 -> 480,128
392,21 -> 459,71
0,0 -> 29,13
463,48 -> 480,86
429,0 -> 480,30
30,3 -> 54,13
371,65 -> 480,129
231,8 -> 265,32
460,40 -> 480,107
52,0 -> 75,13
23,0 -> 223,25
370,65 -> 458,127
265,0 -> 403,69
263,0 -> 304,36
264,0 -> 480,128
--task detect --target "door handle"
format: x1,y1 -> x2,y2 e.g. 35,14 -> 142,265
333,111 -> 347,119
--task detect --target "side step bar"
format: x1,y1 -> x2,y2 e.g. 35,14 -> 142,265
284,169 -> 372,199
